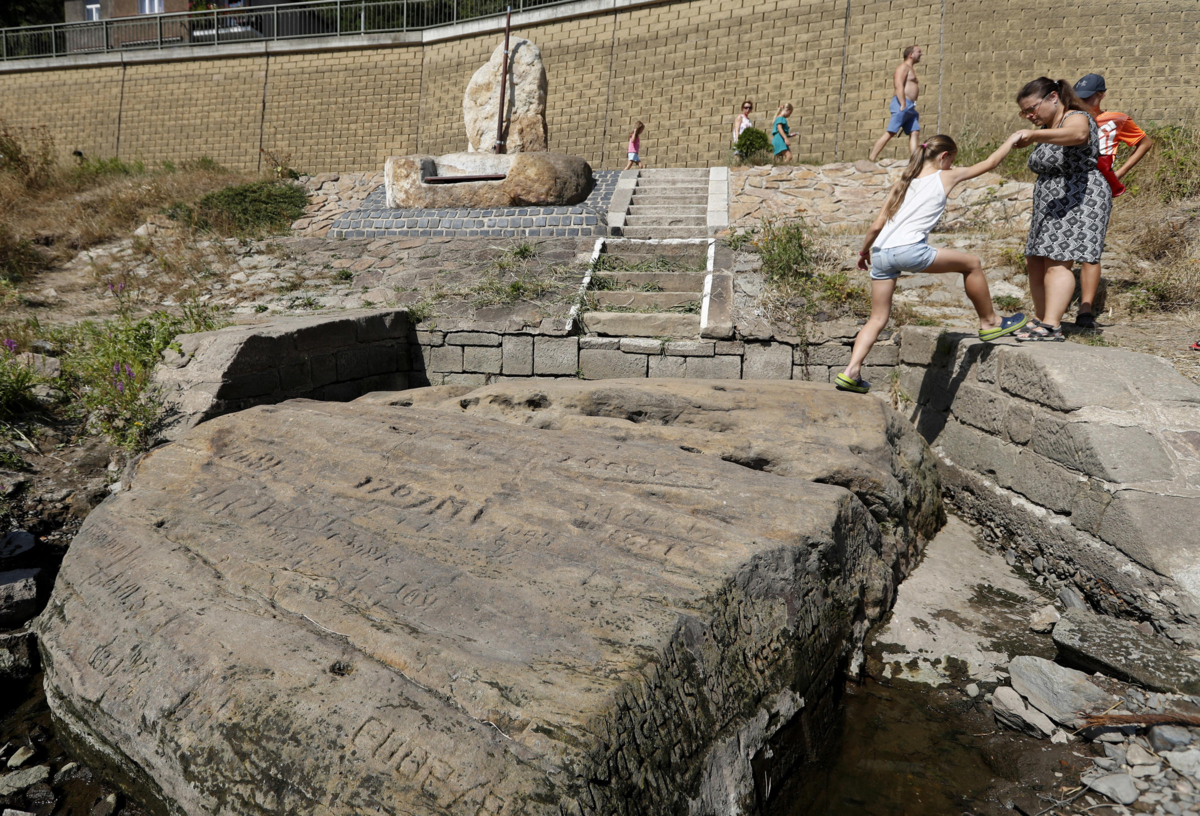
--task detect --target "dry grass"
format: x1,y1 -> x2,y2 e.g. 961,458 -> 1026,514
0,123 -> 252,269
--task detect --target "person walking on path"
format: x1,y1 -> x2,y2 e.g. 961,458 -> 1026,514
1011,77 -> 1111,342
772,103 -> 794,163
835,133 -> 1028,394
868,45 -> 922,162
1071,73 -> 1154,328
732,100 -> 754,148
624,121 -> 644,171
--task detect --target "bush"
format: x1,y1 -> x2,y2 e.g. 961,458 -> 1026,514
0,339 -> 36,420
1135,122 -> 1200,203
0,223 -> 45,284
0,123 -> 55,189
735,127 -> 771,158
176,180 -> 309,237
758,219 -> 814,285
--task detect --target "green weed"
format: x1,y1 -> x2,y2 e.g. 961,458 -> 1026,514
333,269 -> 354,282
0,340 -> 37,419
173,180 -> 308,238
997,247 -> 1027,273
993,294 -> 1024,311
725,228 -> 758,251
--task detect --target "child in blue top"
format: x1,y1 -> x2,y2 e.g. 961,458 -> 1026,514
836,132 -> 1029,394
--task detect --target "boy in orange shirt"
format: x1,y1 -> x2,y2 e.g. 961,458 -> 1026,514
1072,73 -> 1154,328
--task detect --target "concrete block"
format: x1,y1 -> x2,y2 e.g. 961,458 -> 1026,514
648,355 -> 686,378
898,327 -> 945,366
228,333 -> 295,374
792,364 -> 831,383
310,353 -> 338,388
416,330 -> 444,347
534,336 -> 579,376
998,345 -> 1135,412
743,343 -> 792,380
686,355 -> 741,379
663,340 -> 714,357
620,338 -> 665,354
446,331 -> 502,347
502,335 -> 534,376
464,346 -> 503,374
1003,402 -> 1035,445
294,319 -> 358,353
355,310 -> 410,343
579,349 -> 648,380
580,336 -> 619,350
430,345 -> 464,374
952,383 -> 1008,436
278,361 -> 312,394
444,373 -> 488,386
1008,449 -> 1083,515
1071,477 -> 1114,535
217,369 -> 280,401
1098,491 -> 1200,582
714,341 -> 744,355
336,345 -> 395,381
1030,416 -> 1175,484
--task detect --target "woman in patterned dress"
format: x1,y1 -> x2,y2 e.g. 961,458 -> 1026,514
1012,77 -> 1111,341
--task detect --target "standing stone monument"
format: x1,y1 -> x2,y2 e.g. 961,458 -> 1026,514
464,37 -> 548,153
384,35 -> 590,209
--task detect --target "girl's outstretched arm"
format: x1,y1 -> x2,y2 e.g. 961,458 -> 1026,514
943,131 -> 1023,186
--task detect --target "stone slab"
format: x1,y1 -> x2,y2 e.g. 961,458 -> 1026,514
533,335 -> 578,376
36,382 -> 938,816
1053,608 -> 1200,694
501,335 -> 534,376
578,348 -> 648,380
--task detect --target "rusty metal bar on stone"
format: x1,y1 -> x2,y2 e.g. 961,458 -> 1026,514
424,174 -> 507,184
493,6 -> 511,154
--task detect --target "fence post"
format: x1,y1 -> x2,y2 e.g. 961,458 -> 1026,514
51,24 -> 57,58
274,5 -> 278,39
213,9 -> 218,45
158,14 -> 163,49
361,0 -> 365,34
2,31 -> 6,62
337,0 -> 342,35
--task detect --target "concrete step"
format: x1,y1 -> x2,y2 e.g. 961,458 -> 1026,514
620,225 -> 710,239
629,193 -> 707,206
590,291 -> 703,310
627,205 -> 708,216
592,271 -> 708,289
580,311 -> 700,338
638,169 -> 709,179
634,183 -> 708,193
624,214 -> 707,227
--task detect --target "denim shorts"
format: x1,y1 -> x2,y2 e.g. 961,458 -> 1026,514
887,96 -> 920,135
870,242 -> 937,280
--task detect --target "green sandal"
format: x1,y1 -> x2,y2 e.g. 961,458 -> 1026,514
979,313 -> 1028,342
835,373 -> 871,394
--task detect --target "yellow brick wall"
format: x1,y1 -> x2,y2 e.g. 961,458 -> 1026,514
0,66 -> 122,158
2,0 -> 1199,173
119,56 -> 267,170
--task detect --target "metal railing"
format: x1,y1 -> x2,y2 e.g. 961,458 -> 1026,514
0,0 -> 569,61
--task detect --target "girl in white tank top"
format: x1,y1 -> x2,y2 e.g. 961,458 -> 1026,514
834,132 -> 1031,394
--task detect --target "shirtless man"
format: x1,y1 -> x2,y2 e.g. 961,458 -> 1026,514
868,45 -> 922,162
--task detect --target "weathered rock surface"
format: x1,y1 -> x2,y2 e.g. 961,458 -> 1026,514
992,686 -> 1055,738
0,570 -> 38,627
1053,607 -> 1200,694
0,628 -> 38,679
1008,655 -> 1115,727
0,766 -> 48,797
384,152 -> 592,209
1087,773 -> 1139,805
37,380 -> 940,816
464,37 -> 548,153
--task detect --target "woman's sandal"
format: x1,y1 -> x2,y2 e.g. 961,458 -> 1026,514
1014,320 -> 1065,342
835,373 -> 871,394
1191,342 -> 1200,352
979,313 -> 1028,342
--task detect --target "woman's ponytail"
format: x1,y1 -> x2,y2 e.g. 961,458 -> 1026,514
882,134 -> 957,221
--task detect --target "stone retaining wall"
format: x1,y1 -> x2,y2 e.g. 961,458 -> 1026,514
897,327 -> 1200,638
156,309 -> 905,441
729,162 -> 1034,231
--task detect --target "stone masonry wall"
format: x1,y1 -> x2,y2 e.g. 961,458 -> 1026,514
3,0 -> 1197,171
897,327 -> 1200,638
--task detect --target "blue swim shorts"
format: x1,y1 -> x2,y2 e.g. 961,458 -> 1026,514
870,242 -> 937,280
887,96 -> 920,135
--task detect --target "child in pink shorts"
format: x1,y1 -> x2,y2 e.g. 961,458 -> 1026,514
625,121 -> 644,171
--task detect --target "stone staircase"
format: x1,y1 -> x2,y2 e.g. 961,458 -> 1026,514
575,239 -> 733,339
620,169 -> 710,239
